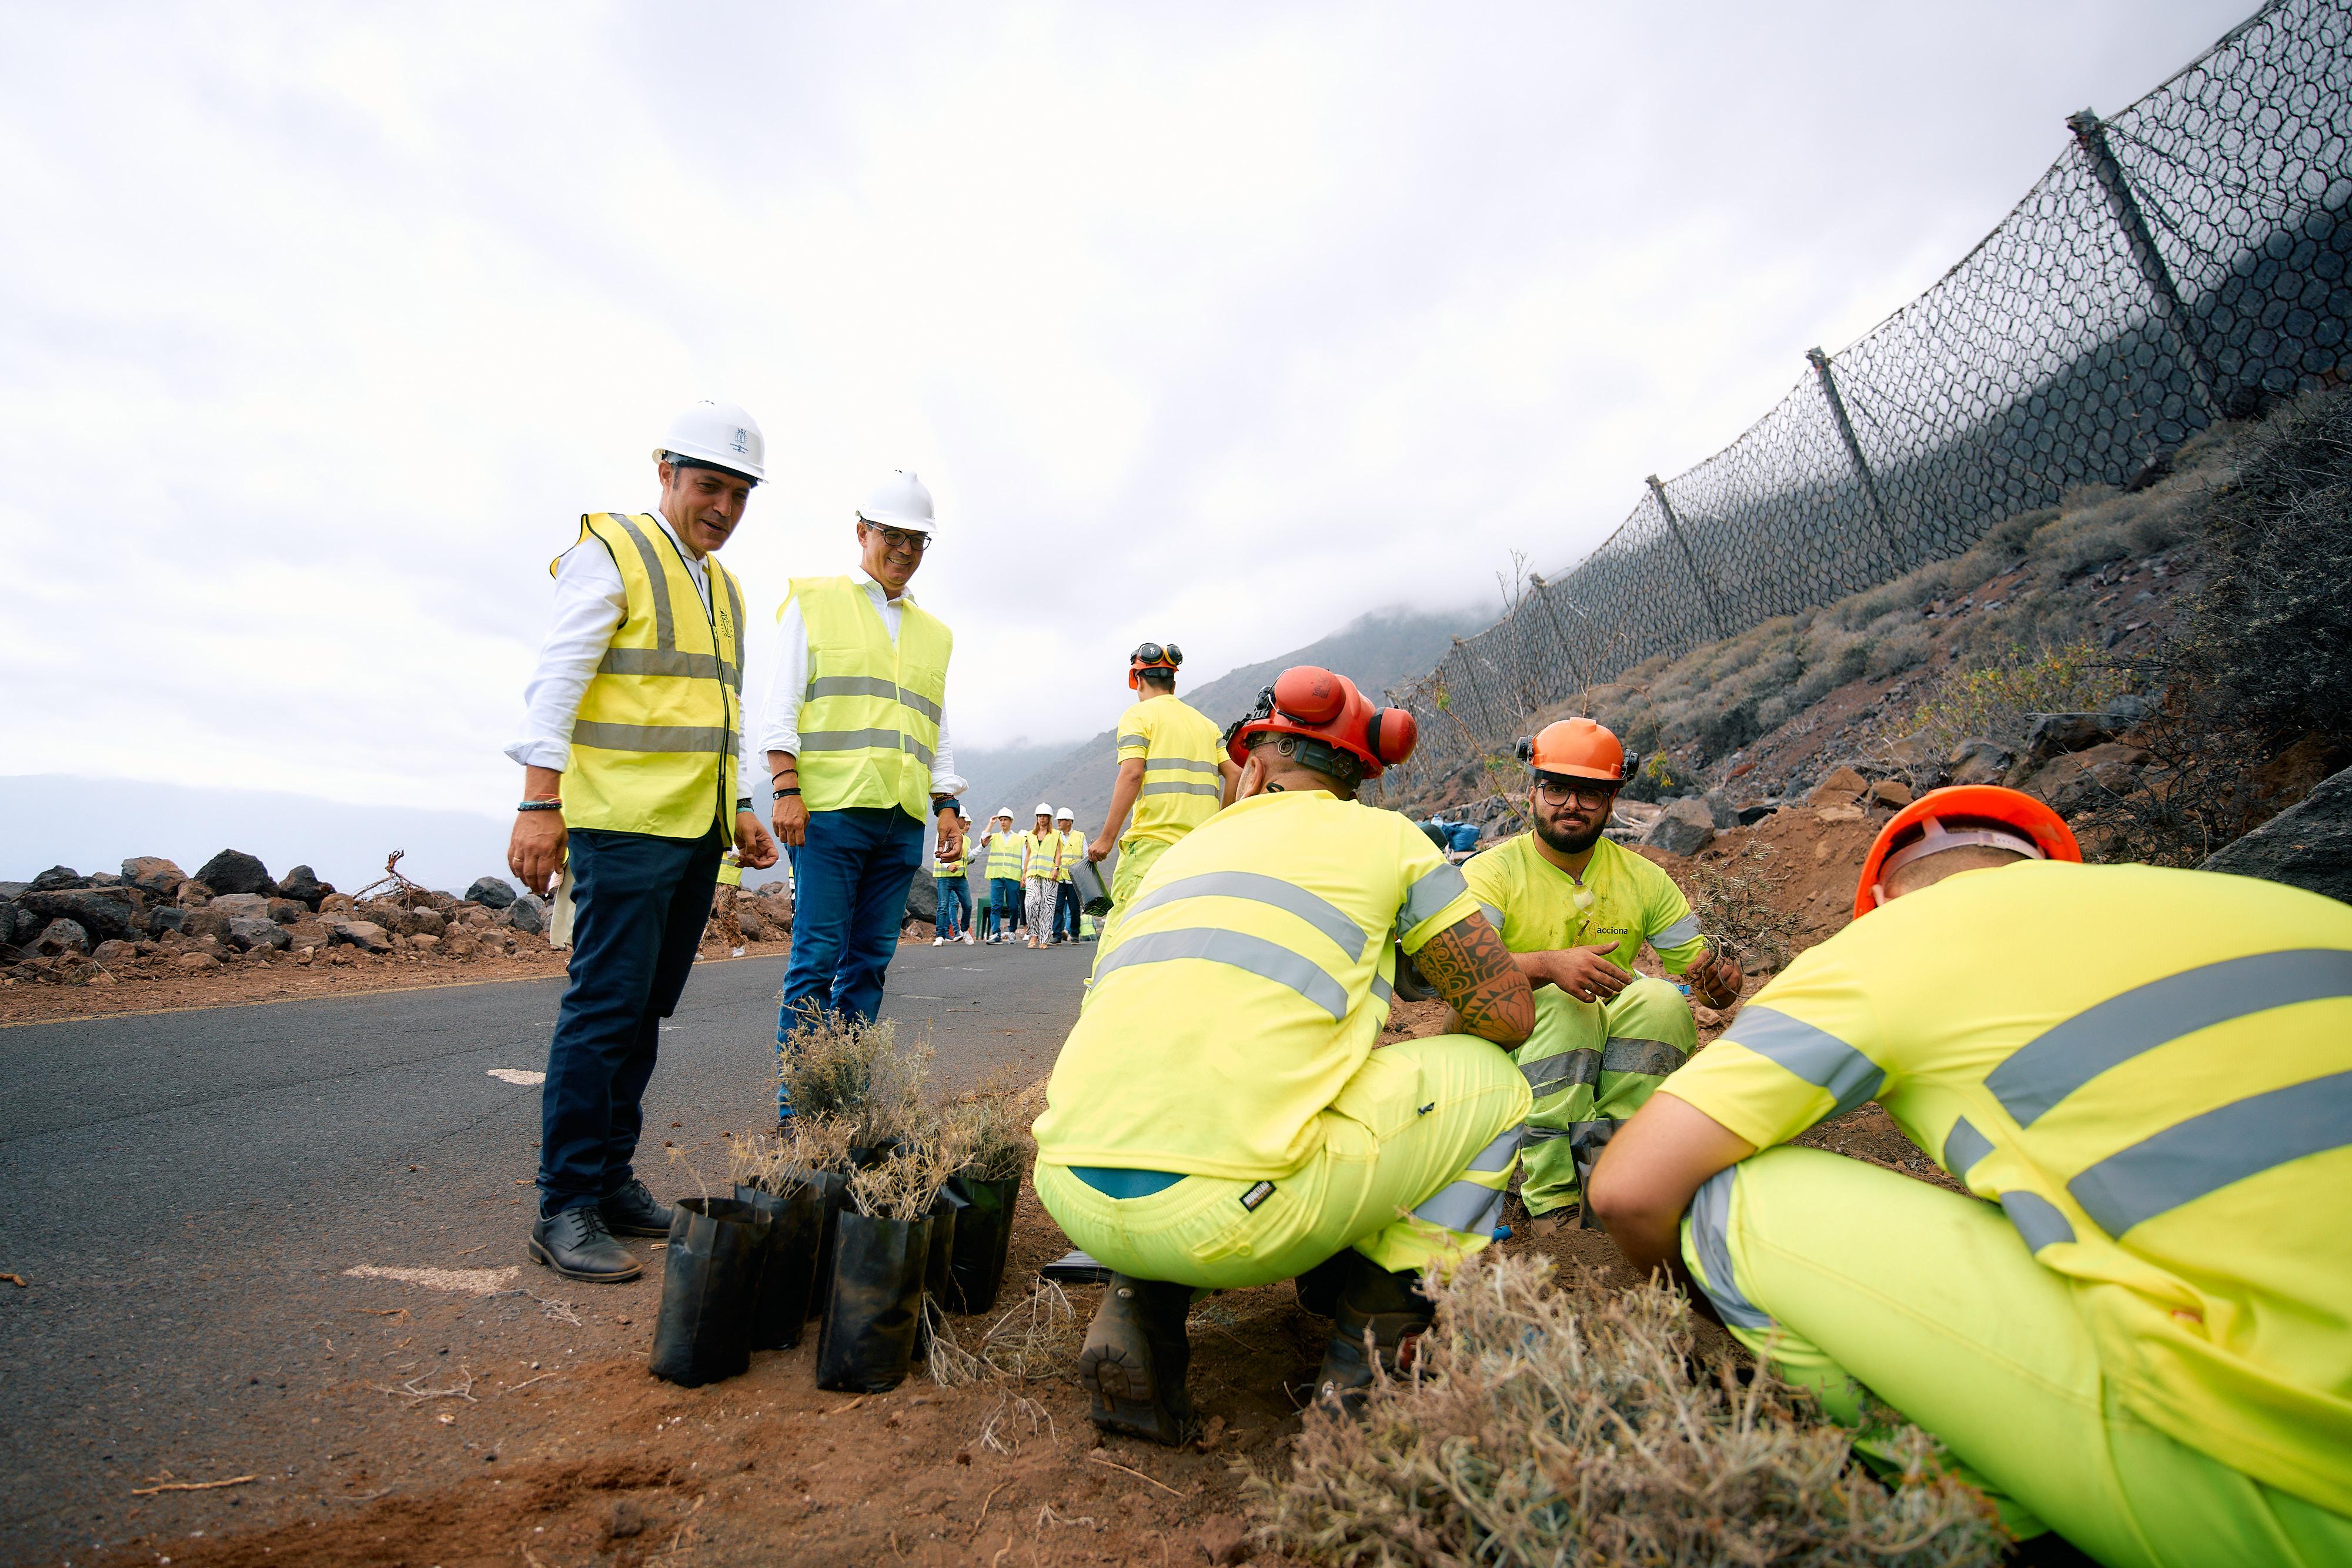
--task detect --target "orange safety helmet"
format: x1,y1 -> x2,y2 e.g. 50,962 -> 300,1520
1128,640 -> 1182,691
1853,784 -> 2080,920
1515,717 -> 1628,784
1225,666 -> 1418,780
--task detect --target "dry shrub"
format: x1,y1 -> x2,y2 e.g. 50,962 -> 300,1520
727,1118 -> 853,1194
942,1074 -> 1033,1183
1246,1252 -> 2003,1568
1883,640 -> 2124,762
928,1278 -> 1084,1390
1682,840 -> 1804,971
846,1138 -> 957,1222
777,1013 -> 936,1149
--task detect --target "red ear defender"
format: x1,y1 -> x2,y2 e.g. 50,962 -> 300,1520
1271,666 -> 1347,725
1370,707 -> 1417,765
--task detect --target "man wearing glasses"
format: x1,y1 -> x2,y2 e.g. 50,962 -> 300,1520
1085,641 -> 1241,945
1459,718 -> 1742,1217
759,470 -> 965,1121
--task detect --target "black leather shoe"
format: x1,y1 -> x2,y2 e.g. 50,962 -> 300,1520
529,1205 -> 642,1283
599,1178 -> 674,1237
1078,1274 -> 1196,1445
1314,1256 -> 1435,1416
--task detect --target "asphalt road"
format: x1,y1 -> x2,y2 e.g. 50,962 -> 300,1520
0,938 -> 1093,1565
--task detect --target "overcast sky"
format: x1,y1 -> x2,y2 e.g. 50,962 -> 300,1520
1,0 -> 2249,818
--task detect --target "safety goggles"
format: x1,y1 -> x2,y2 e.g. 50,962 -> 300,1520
1534,775 -> 1618,808
863,523 -> 930,555
1132,641 -> 1183,668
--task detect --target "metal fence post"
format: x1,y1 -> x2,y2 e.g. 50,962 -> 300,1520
1446,638 -> 1495,751
2065,108 -> 2223,419
1523,573 -> 1589,694
1806,346 -> 1907,573
1644,476 -> 1729,640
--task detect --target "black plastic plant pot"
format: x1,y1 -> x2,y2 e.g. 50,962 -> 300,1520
647,1197 -> 770,1388
807,1170 -> 854,1322
733,1182 -> 824,1351
914,1192 -> 957,1356
944,1172 -> 1022,1315
814,1211 -> 931,1393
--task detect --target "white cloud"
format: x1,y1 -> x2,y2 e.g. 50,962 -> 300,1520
0,0 -> 2250,820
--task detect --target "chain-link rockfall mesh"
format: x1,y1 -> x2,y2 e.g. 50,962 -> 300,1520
1381,0 -> 2350,798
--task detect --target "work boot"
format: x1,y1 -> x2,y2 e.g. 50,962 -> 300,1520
529,1205 -> 642,1283
599,1178 -> 674,1237
1077,1274 -> 1195,1446
1314,1255 -> 1436,1416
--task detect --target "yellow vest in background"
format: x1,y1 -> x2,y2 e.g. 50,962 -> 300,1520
559,512 -> 743,840
787,576 -> 952,818
985,831 -> 1024,880
1024,830 -> 1064,881
1058,828 -> 1085,881
932,849 -> 966,878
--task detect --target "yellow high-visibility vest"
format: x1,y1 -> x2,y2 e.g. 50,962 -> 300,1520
559,512 -> 744,840
931,848 -> 967,878
1023,830 -> 1064,881
786,576 -> 952,818
1115,696 -> 1226,846
1058,828 -> 1085,881
984,831 -> 1023,880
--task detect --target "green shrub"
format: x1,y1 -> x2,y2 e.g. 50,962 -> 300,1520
1889,640 -> 2126,760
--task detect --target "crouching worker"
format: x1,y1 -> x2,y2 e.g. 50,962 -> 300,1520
1589,786 -> 2352,1564
1462,718 -> 1740,1216
1031,667 -> 1536,1444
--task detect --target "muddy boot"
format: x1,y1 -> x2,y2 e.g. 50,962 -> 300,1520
1078,1274 -> 1195,1445
1314,1255 -> 1435,1416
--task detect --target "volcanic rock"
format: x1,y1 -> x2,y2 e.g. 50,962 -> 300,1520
227,917 -> 292,952
21,888 -> 143,944
2201,765 -> 2352,905
121,857 -> 188,897
1807,767 -> 1868,807
277,864 -> 333,907
177,952 -> 223,972
31,866 -> 86,892
35,918 -> 91,957
195,849 -> 275,897
1642,797 -> 1716,857
328,919 -> 393,954
1945,738 -> 2015,787
466,876 -> 518,910
505,894 -> 547,935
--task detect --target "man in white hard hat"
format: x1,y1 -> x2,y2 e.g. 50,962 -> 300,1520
983,806 -> 1024,942
506,399 -> 780,1283
1053,807 -> 1084,944
760,470 -> 965,1120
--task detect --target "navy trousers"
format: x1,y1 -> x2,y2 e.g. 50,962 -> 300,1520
777,807 -> 924,1112
988,877 -> 1022,938
1054,880 -> 1081,940
538,823 -> 724,1216
936,875 -> 972,938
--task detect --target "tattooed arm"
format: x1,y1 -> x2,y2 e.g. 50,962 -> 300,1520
1410,912 -> 1534,1045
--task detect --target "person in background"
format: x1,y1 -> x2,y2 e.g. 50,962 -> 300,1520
711,848 -> 746,957
932,812 -> 972,946
1053,807 -> 1084,944
506,398 -> 779,1283
1087,642 -> 1238,945
759,470 -> 965,1122
983,807 -> 1023,943
1023,803 -> 1065,951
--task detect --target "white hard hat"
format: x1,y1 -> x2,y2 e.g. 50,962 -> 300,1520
857,469 -> 935,533
654,399 -> 766,483
1034,802 -> 1054,817
993,806 -> 1014,821
1055,807 -> 1074,821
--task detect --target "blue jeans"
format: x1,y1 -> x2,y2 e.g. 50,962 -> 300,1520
777,807 -> 925,1114
988,877 -> 1022,938
538,824 -> 724,1215
1054,880 -> 1081,940
936,875 -> 971,938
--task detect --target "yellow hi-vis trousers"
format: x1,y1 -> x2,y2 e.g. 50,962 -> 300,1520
1514,980 -> 1694,1215
1035,1034 -> 1531,1288
1681,1146 -> 2352,1567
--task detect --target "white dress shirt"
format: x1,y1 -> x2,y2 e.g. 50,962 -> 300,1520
506,509 -> 760,796
754,567 -> 966,800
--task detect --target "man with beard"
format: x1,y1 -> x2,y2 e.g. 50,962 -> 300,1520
1460,718 -> 1742,1217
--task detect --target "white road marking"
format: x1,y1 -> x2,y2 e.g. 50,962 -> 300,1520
487,1068 -> 546,1085
343,1265 -> 521,1295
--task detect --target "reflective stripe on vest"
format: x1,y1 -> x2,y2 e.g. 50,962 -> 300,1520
1059,829 -> 1084,880
1024,833 -> 1064,881
559,512 -> 743,838
984,831 -> 1023,880
787,576 -> 952,817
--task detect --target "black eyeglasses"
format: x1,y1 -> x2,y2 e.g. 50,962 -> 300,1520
1133,641 -> 1183,667
1535,777 -> 1617,808
863,524 -> 930,554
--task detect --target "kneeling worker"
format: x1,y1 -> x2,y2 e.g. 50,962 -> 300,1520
1033,667 -> 1536,1443
1589,786 -> 2352,1563
1461,718 -> 1740,1215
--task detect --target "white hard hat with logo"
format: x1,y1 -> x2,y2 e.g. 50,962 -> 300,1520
1055,807 -> 1074,822
857,469 -> 936,534
654,399 -> 766,483
1034,802 -> 1054,817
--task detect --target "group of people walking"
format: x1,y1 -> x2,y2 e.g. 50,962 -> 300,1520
955,804 -> 1087,946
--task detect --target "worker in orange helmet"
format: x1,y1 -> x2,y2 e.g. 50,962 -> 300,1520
1459,717 -> 1743,1216
1587,785 -> 2352,1563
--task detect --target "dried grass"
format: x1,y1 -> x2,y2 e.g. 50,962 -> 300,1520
926,1278 -> 1084,1390
1245,1252 -> 2004,1567
941,1075 -> 1033,1183
777,1013 -> 937,1149
846,1138 -> 958,1223
1682,840 -> 1805,971
726,1121 -> 844,1196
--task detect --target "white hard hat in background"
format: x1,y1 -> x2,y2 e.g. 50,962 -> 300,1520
654,399 -> 766,483
857,469 -> 936,533
1055,807 -> 1074,821
1034,802 -> 1054,817
994,806 -> 1014,821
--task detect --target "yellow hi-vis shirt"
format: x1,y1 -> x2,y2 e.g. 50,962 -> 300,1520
983,831 -> 1023,881
1661,860 -> 2352,1514
1058,828 -> 1084,882
1115,695 -> 1225,846
1463,832 -> 1707,973
1023,829 -> 1064,881
784,576 -> 952,820
558,513 -> 746,840
1034,790 -> 1481,1179
931,848 -> 965,878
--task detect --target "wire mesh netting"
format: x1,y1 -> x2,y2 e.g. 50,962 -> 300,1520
1380,0 -> 2350,798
